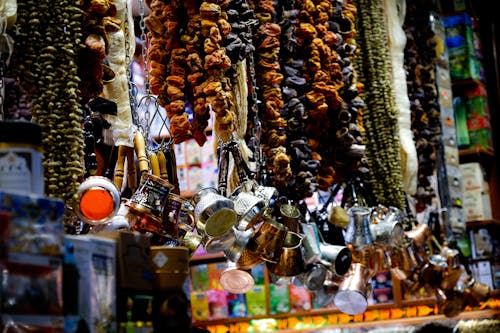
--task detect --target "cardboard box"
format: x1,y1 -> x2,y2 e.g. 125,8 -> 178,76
469,128 -> 493,151
289,284 -> 312,312
462,189 -> 492,221
96,231 -> 153,291
0,191 -> 65,257
190,263 -> 210,292
245,284 -> 267,316
472,260 -> 494,290
269,284 -> 290,314
443,13 -> 484,82
470,228 -> 494,259
460,162 -> 487,191
63,235 -> 117,333
227,293 -> 247,318
190,291 -> 210,321
207,289 -> 229,319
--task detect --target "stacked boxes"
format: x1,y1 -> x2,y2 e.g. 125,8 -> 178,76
442,13 -> 484,82
464,85 -> 493,151
0,191 -> 66,332
460,162 -> 492,221
433,20 -> 466,234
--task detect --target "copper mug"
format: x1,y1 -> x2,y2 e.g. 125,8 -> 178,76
421,254 -> 448,288
237,246 -> 264,270
463,277 -> 490,305
405,223 -> 432,249
246,216 -> 288,263
154,193 -> 195,239
192,187 -> 237,238
333,262 -> 372,315
266,231 -> 305,277
313,271 -> 342,307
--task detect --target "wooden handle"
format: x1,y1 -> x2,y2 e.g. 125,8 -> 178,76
134,131 -> 149,174
126,146 -> 137,192
157,151 -> 168,180
113,145 -> 128,190
149,152 -> 161,177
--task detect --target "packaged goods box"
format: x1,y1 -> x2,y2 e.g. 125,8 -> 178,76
63,235 -> 117,333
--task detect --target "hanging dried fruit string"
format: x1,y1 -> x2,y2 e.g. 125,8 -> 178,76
403,1 -> 442,214
145,0 -> 193,144
198,0 -> 236,144
182,0 -> 209,146
278,1 -> 319,201
249,0 -> 292,193
295,0 -> 346,194
13,0 -> 85,204
353,0 -> 407,212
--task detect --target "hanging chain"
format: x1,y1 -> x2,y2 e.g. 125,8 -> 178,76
137,0 -> 153,141
124,0 -> 142,133
245,19 -> 263,181
136,0 -> 173,152
0,58 -> 5,121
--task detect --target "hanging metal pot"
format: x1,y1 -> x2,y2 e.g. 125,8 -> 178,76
246,216 -> 288,263
333,263 -> 372,315
266,231 -> 305,277
192,187 -> 237,238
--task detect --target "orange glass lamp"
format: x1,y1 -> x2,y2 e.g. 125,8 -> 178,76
76,176 -> 121,225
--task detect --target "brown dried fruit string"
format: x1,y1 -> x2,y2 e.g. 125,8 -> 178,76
295,0 -> 345,192
249,0 -> 292,193
145,0 -> 193,144
182,0 -> 210,146
198,0 -> 236,144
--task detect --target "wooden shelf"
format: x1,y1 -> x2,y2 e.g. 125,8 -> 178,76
466,219 -> 500,228
189,252 -> 225,265
459,146 -> 495,162
451,78 -> 486,90
458,147 -> 496,178
193,307 -> 500,332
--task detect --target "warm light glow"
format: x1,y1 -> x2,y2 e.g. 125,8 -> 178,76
80,188 -> 115,221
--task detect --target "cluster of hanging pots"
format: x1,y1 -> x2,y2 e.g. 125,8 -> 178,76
73,172 -> 489,316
